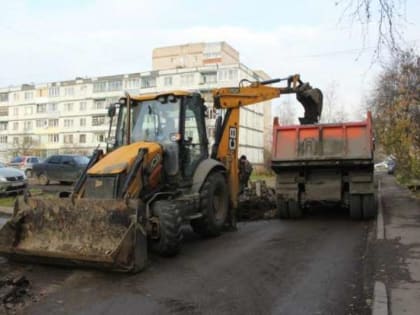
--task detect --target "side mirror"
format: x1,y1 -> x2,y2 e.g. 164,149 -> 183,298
108,103 -> 117,118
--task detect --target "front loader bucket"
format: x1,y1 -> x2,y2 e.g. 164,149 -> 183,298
296,85 -> 323,124
0,197 -> 147,273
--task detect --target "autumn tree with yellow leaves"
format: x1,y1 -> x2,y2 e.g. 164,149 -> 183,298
370,49 -> 420,180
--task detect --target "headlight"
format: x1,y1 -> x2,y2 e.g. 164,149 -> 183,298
0,176 -> 6,182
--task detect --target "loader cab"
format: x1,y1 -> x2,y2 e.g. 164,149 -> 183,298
110,92 -> 209,181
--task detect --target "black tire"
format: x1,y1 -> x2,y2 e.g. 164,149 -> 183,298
191,172 -> 229,237
288,199 -> 303,219
25,169 -> 32,178
349,194 -> 362,219
38,173 -> 49,186
277,198 -> 290,219
150,200 -> 183,257
362,194 -> 377,219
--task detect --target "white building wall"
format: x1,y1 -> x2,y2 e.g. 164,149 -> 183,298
0,63 -> 269,166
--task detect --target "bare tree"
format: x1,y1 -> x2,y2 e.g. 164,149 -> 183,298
320,81 -> 349,123
11,135 -> 38,157
337,0 -> 407,59
276,98 -> 298,125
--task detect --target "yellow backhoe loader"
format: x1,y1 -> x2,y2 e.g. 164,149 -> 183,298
0,75 -> 322,272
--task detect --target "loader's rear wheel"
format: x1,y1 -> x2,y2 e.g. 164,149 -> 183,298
191,172 -> 228,237
362,194 -> 377,219
38,173 -> 49,186
349,194 -> 362,220
150,200 -> 183,257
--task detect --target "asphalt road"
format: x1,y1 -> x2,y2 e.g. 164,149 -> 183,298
0,207 -> 373,315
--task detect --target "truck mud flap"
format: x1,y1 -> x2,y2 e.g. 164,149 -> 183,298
0,197 -> 147,273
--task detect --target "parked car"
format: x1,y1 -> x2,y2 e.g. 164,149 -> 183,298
8,156 -> 41,178
0,162 -> 28,195
32,155 -> 90,185
386,158 -> 397,174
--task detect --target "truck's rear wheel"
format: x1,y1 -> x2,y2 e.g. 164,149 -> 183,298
277,198 -> 302,219
349,194 -> 362,219
288,200 -> 303,219
150,200 -> 183,257
277,198 -> 289,219
362,194 -> 377,219
191,172 -> 228,237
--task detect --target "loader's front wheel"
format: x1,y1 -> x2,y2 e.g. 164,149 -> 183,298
150,200 -> 183,257
191,172 -> 229,237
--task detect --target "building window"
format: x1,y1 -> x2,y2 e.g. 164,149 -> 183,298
13,137 -> 19,145
64,134 -> 73,144
79,134 -> 86,143
0,107 -> 8,116
24,91 -> 33,100
64,87 -> 74,96
207,107 -> 217,119
36,119 -> 47,128
164,76 -> 173,86
23,136 -> 32,145
48,103 -> 58,113
48,134 -> 59,143
63,103 -> 74,112
79,101 -> 87,111
13,107 -> 19,116
48,86 -> 60,97
0,122 -> 7,130
218,69 -> 238,82
24,120 -> 32,131
180,74 -> 194,86
0,93 -> 8,102
93,81 -> 107,93
126,78 -> 140,89
108,80 -> 122,91
13,93 -> 20,101
96,134 -> 105,142
202,72 -> 217,84
64,119 -> 73,128
36,104 -> 46,113
0,136 -> 7,143
141,77 -> 156,88
80,118 -> 86,127
93,99 -> 106,110
13,122 -> 19,130
24,106 -> 33,115
48,119 -> 58,127
92,115 -> 106,126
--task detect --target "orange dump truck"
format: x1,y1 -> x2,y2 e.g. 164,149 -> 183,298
271,112 -> 377,220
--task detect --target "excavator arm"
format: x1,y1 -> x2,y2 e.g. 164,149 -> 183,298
211,74 -> 323,209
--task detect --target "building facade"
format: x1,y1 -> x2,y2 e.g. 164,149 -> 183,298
0,42 -> 271,168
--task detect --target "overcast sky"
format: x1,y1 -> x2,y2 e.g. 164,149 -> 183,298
1,0 -> 419,120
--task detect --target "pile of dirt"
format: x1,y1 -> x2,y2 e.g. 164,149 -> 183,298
238,180 -> 277,221
0,273 -> 31,313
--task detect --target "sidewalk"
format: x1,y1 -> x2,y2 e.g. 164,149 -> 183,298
0,206 -> 12,216
377,175 -> 420,314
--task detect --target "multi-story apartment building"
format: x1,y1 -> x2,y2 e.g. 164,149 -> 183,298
0,42 -> 271,169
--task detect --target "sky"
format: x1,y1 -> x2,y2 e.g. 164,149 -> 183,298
0,0 -> 419,121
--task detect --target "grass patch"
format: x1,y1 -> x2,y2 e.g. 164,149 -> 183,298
0,190 -> 56,208
0,196 -> 16,208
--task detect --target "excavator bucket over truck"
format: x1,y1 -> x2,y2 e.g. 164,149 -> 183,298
0,74 -> 322,272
